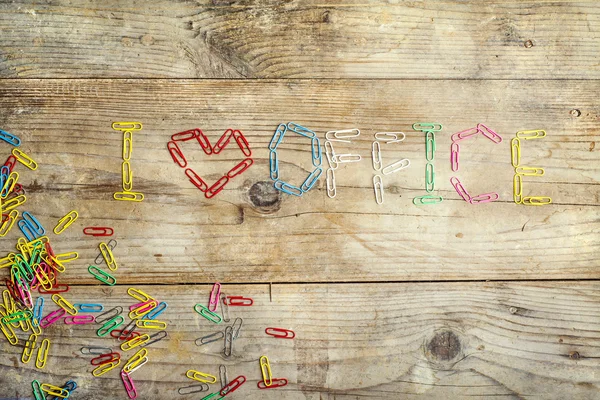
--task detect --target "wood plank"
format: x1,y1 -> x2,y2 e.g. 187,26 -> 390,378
1,1 -> 599,79
0,79 -> 597,283
1,282 -> 599,399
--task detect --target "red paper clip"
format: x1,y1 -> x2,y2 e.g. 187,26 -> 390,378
205,176 -> 229,199
213,129 -> 234,154
167,141 -> 187,168
208,282 -> 221,312
83,227 -> 114,237
185,169 -> 208,192
1,214 -> 9,223
91,352 -> 120,366
233,130 -> 252,157
227,158 -> 253,179
45,242 -> 56,258
265,327 -> 295,339
38,283 -> 70,295
111,329 -> 140,342
5,279 -> 21,302
257,378 -> 288,389
195,129 -> 213,155
11,183 -> 24,196
226,296 -> 253,306
219,375 -> 246,396
171,129 -> 198,142
121,370 -> 138,399
3,155 -> 17,172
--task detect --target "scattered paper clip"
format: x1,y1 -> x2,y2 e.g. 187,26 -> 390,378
413,195 -> 443,205
99,242 -> 118,271
21,333 -> 37,363
371,141 -> 382,171
223,326 -> 233,358
122,348 -> 148,374
195,331 -> 224,346
136,319 -> 167,330
113,191 -> 144,202
178,384 -> 210,395
208,282 -> 221,312
260,355 -> 273,387
53,210 -> 78,235
522,196 -> 552,206
128,288 -> 154,303
32,380 -> 44,400
35,338 -> 50,369
382,159 -> 410,175
220,294 -> 231,322
225,296 -> 253,306
93,359 -> 121,376
374,132 -> 405,143
220,375 -> 246,396
97,315 -> 125,337
517,129 -> 546,140
91,352 -> 120,366
0,129 -> 21,147
325,128 -> 360,143
258,378 -> 288,389
187,370 -> 217,384
373,175 -> 384,205
219,365 -> 228,389
265,327 -> 295,339
12,148 -> 37,170
121,370 -> 138,399
88,265 -> 116,286
194,304 -> 222,324
40,383 -> 69,398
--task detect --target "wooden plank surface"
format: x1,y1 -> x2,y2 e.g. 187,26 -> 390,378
0,79 -> 597,283
1,282 -> 599,400
1,0 -> 599,79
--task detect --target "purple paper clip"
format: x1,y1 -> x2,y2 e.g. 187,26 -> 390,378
469,192 -> 499,204
450,177 -> 471,203
450,142 -> 460,171
477,123 -> 502,144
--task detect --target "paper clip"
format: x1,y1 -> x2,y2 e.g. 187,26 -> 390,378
141,330 -> 167,347
195,129 -> 213,155
91,352 -> 120,365
260,355 -> 273,386
209,282 -> 221,312
122,347 -> 148,373
231,317 -> 243,339
95,306 -> 123,324
517,129 -> 546,140
450,177 -> 471,202
122,333 -> 151,351
64,380 -> 77,393
128,288 -> 154,303
41,383 -> 69,398
129,300 -> 157,319
194,304 -> 222,324
225,296 -> 253,306
142,301 -> 167,321
258,377 -> 288,389
425,163 -> 435,192
32,380 -> 45,400
223,325 -> 234,358
205,176 -> 229,199
220,375 -> 246,396
97,315 -> 125,337
18,219 -> 38,242
39,308 -> 66,328
0,318 -> 18,344
469,192 -> 499,204
382,159 -> 410,175
36,338 -> 50,369
52,210 -> 78,235
425,131 -> 436,161
326,168 -> 336,199
178,384 -> 209,395
1,171 -> 18,198
171,129 -> 197,142
123,130 -> 133,161
266,327 -> 296,339
22,211 -> 45,236
84,226 -> 113,237
55,251 -> 78,264
0,129 -> 21,146
451,127 -> 480,143
184,168 -> 207,192
513,174 -> 523,204
33,296 -> 44,321
114,191 -> 144,202
136,319 -> 167,330
334,154 -> 361,163
92,359 -> 121,376
99,242 -> 118,271
200,392 -> 221,400
167,141 -> 187,168
227,158 -> 253,179
0,209 -> 18,236
375,132 -> 405,143
269,150 -> 279,180
325,129 -> 360,143
511,138 -> 521,167
311,137 -> 322,167
373,175 -> 384,205
476,123 -> 502,143
94,239 -> 117,264
324,141 -> 338,170
413,195 -> 443,205
64,315 -> 95,325
112,122 -> 142,131
81,346 -> 112,355
122,161 -> 133,191
21,333 -> 38,363
522,196 -> 552,206
371,141 -> 382,171
88,265 -> 116,286
12,148 -> 38,170
218,294 -> 231,323
301,167 -> 323,192
2,194 -> 26,212
187,370 -> 217,384
287,122 -> 316,138
219,365 -> 229,389
121,370 -> 138,399
274,180 -> 303,197
269,124 -> 287,151
450,142 -> 460,171
515,166 -> 545,176
213,129 -> 234,154
233,130 -> 252,157
195,331 -> 224,347
74,303 -> 104,313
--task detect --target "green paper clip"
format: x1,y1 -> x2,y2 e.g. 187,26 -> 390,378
88,265 -> 116,286
97,315 -> 124,337
413,122 -> 443,132
413,195 -> 443,205
425,163 -> 435,193
32,380 -> 45,400
194,304 -> 222,324
425,131 -> 436,161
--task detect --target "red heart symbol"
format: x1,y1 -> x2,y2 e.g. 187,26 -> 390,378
167,129 -> 253,198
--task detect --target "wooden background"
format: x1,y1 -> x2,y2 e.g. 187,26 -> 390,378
0,1 -> 598,399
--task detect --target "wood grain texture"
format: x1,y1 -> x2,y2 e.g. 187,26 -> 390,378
1,282 -> 599,399
1,0 -> 599,79
0,79 -> 597,284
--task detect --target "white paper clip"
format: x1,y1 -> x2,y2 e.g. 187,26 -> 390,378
373,175 -> 384,205
326,168 -> 336,199
374,132 -> 405,143
324,141 -> 338,170
382,159 -> 410,175
325,129 -> 360,143
334,154 -> 361,163
371,141 -> 382,171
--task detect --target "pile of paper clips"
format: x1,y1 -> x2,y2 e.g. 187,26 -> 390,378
168,128 -> 253,198
512,130 -> 552,205
112,122 -> 144,202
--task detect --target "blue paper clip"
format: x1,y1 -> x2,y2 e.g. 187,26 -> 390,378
21,211 -> 45,236
74,303 -> 105,313
301,168 -> 323,192
18,219 -> 38,241
269,151 -> 279,180
311,137 -> 322,167
0,130 -> 21,147
274,180 -> 303,197
287,122 -> 316,138
269,124 -> 287,151
0,166 -> 9,187
142,301 -> 167,320
33,297 -> 44,322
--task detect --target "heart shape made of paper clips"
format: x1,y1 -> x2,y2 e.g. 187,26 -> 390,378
167,128 -> 253,198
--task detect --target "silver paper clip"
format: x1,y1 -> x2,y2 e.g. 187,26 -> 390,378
195,331 -> 224,346
334,154 -> 361,163
325,129 -> 360,143
373,175 -> 384,205
223,326 -> 233,358
382,159 -> 410,175
219,365 -> 229,389
326,168 -> 336,199
374,132 -> 405,143
371,141 -> 382,171
324,141 -> 338,170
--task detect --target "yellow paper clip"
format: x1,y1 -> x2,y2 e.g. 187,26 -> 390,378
122,161 -> 133,191
54,252 -> 78,263
99,242 -> 118,271
1,171 -> 18,198
511,138 -> 521,167
1,194 -> 26,212
260,355 -> 273,387
51,294 -> 78,316
516,129 -> 546,140
36,338 -> 50,369
40,383 -> 69,398
123,131 -> 133,161
0,318 -> 18,345
121,333 -> 151,351
112,122 -> 143,132
113,191 -> 144,202
44,255 -> 66,273
513,174 -> 523,204
515,166 -> 545,176
28,318 -> 42,336
12,148 -> 38,170
0,254 -> 14,269
123,347 -> 148,373
186,370 -> 217,384
127,287 -> 154,303
92,359 -> 121,376
0,210 -> 18,237
129,300 -> 157,320
136,319 -> 167,330
21,333 -> 38,363
522,196 -> 552,206
53,210 -> 78,235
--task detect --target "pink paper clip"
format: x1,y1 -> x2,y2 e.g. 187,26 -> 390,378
40,308 -> 66,328
477,123 -> 502,144
233,130 -> 252,157
129,300 -> 156,312
265,327 -> 296,339
257,378 -> 288,389
451,127 -> 480,143
121,370 -> 138,399
65,314 -> 95,325
213,129 -> 234,154
195,129 -> 213,155
167,141 -> 187,168
227,158 -> 253,179
208,282 -> 221,312
185,169 -> 208,192
469,192 -> 499,204
450,142 -> 460,171
171,129 -> 198,142
450,177 -> 471,202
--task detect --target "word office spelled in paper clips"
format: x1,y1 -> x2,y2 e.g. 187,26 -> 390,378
112,122 -> 144,202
